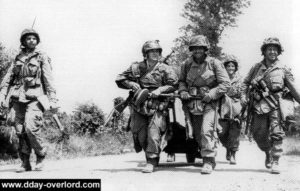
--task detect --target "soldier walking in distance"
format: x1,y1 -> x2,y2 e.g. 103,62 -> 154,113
241,37 -> 300,174
218,55 -> 243,165
115,40 -> 178,173
178,35 -> 230,174
0,29 -> 57,172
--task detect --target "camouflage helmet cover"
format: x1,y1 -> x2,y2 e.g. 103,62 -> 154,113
142,40 -> 162,57
189,35 -> 210,51
260,37 -> 283,55
223,55 -> 239,71
20,28 -> 40,46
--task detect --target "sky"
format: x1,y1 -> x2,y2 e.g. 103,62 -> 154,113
0,0 -> 299,114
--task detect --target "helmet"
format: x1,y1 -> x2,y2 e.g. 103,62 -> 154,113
223,55 -> 239,71
189,35 -> 210,51
260,37 -> 283,55
142,40 -> 162,57
20,28 -> 40,46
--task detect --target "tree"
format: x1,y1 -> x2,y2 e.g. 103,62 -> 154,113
172,0 -> 250,65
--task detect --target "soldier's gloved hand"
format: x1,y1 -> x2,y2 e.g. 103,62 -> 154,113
151,88 -> 161,98
202,93 -> 211,103
180,91 -> 190,100
128,81 -> 141,92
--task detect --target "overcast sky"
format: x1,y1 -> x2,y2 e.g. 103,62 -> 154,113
0,0 -> 299,113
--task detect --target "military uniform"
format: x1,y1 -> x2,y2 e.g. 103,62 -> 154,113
242,61 -> 300,152
218,61 -> 243,164
179,35 -> 230,174
241,37 -> 300,173
115,40 -> 178,172
0,29 -> 56,172
179,56 -> 230,157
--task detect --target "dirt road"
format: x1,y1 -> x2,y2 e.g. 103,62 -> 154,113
1,141 -> 300,191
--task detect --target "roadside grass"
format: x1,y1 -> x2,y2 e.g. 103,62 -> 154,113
0,129 -> 133,164
283,136 -> 300,156
46,132 -> 133,160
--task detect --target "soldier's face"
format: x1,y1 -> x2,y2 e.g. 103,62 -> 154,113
24,35 -> 38,49
225,62 -> 236,75
147,49 -> 160,61
191,46 -> 206,59
264,45 -> 279,62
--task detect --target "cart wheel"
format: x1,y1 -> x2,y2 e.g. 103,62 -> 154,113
186,153 -> 196,163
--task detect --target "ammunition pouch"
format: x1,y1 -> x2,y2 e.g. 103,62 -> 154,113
187,100 -> 205,115
189,86 -> 209,97
186,86 -> 209,115
146,99 -> 169,111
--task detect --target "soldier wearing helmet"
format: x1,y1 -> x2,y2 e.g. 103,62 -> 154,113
0,28 -> 57,172
218,55 -> 243,165
20,29 -> 40,47
115,40 -> 178,173
178,35 -> 230,174
241,37 -> 300,174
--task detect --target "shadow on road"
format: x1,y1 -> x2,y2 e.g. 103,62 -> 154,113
215,168 -> 269,173
93,168 -> 141,173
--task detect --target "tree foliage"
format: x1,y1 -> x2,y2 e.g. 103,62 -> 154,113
0,43 -> 14,83
172,0 -> 250,65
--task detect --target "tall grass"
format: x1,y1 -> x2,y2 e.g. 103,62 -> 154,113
46,132 -> 133,160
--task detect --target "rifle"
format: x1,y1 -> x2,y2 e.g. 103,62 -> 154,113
253,79 -> 278,110
244,87 -> 254,141
161,50 -> 175,65
103,91 -> 134,127
37,95 -> 69,139
213,100 -> 220,141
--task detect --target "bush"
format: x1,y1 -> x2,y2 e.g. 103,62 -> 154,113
0,43 -> 14,83
71,102 -> 105,136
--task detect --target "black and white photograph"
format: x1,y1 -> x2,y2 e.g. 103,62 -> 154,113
0,0 -> 300,190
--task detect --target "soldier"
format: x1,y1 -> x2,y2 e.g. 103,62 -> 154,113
241,37 -> 300,174
218,55 -> 243,165
178,35 -> 230,174
115,40 -> 178,173
0,29 -> 57,172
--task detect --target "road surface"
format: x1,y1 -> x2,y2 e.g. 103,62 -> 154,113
1,141 -> 300,191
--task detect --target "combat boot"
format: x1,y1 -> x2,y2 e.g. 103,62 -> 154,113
35,155 -> 46,171
230,151 -> 237,165
142,163 -> 154,173
16,153 -> 31,173
142,158 -> 157,173
166,153 -> 175,162
201,157 -> 215,175
271,157 -> 280,174
226,149 -> 231,161
265,151 -> 272,169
